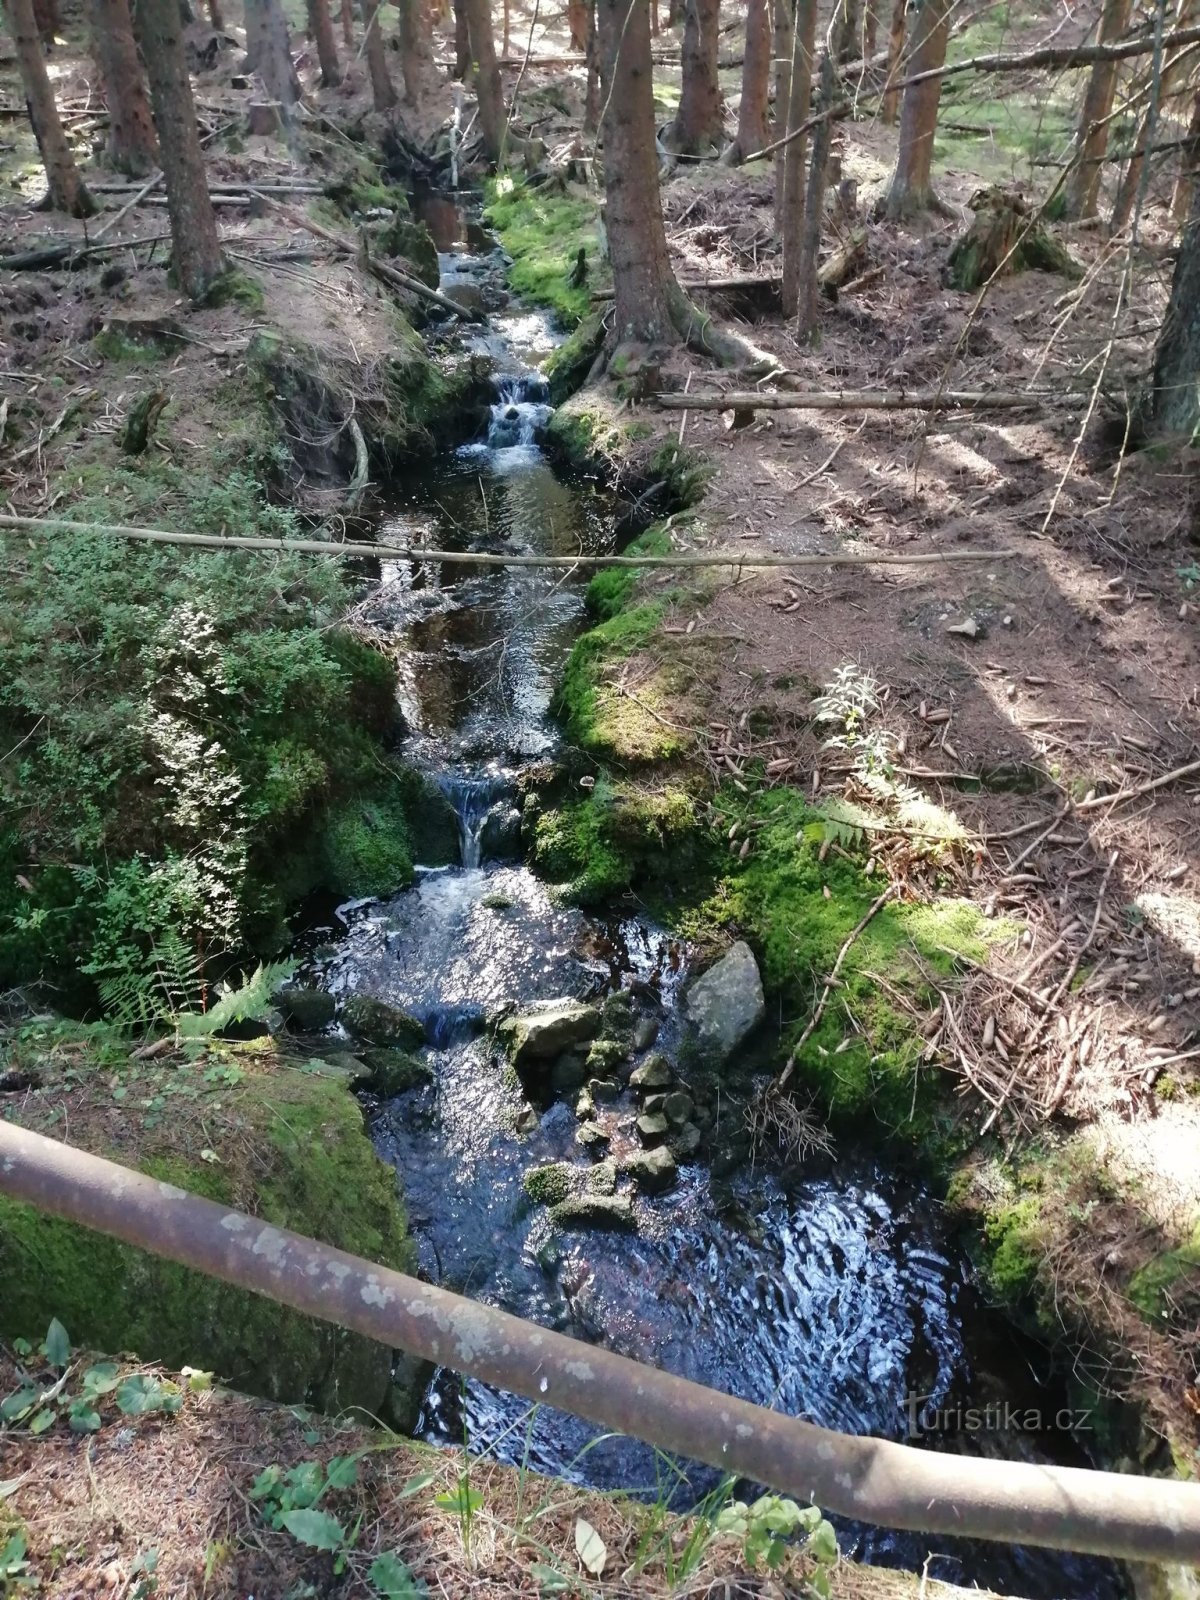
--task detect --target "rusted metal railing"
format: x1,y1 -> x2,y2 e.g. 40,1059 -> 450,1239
3,1121 -> 1200,1564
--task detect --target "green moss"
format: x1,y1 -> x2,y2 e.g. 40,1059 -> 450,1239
0,1065 -> 415,1414
983,1195 -> 1045,1303
533,777 -> 701,906
204,267 -> 266,312
522,1162 -> 575,1205
586,526 -> 673,620
322,789 -> 414,899
483,177 -> 606,326
543,312 -> 607,404
556,604 -> 689,762
1128,1228 -> 1200,1324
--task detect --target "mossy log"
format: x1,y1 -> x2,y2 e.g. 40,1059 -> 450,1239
121,389 -> 169,454
946,186 -> 1083,291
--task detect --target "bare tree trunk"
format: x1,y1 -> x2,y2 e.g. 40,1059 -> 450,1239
452,0 -> 470,75
668,0 -> 725,152
584,0 -> 599,131
597,0 -> 684,348
398,0 -> 440,103
91,0 -> 158,176
1171,86 -> 1200,220
307,0 -> 342,85
5,0 -> 96,214
340,0 -> 354,47
1109,0 -> 1198,233
796,50 -> 835,339
133,0 -> 225,298
1063,0 -> 1131,218
833,0 -> 859,61
863,0 -> 878,56
779,0 -> 816,316
567,0 -> 587,49
360,0 -> 397,108
881,0 -> 950,217
464,0 -> 504,161
207,0 -> 223,24
725,0 -> 770,159
1149,169 -> 1200,440
244,0 -> 299,115
30,0 -> 56,42
501,0 -> 509,53
880,0 -> 904,123
772,0 -> 791,222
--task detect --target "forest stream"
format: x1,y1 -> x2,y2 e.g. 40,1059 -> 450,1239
305,207 -> 1125,1600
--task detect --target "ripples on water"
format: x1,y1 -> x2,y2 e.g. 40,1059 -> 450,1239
313,293 -> 1127,1598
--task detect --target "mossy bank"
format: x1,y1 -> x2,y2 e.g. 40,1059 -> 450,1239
0,1023 -> 424,1425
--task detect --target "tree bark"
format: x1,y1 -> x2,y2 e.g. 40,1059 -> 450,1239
244,0 -> 299,115
772,0 -> 791,222
597,0 -> 684,347
584,0 -> 599,131
30,0 -> 56,41
779,0 -> 816,315
796,50 -> 835,339
5,0 -> 96,215
464,0 -> 504,161
340,0 -> 354,47
1108,0 -> 1198,233
726,0 -> 770,159
360,0 -> 397,108
834,0 -> 860,61
397,0 -> 440,103
1171,85 -> 1200,220
133,0 -> 225,299
567,0 -> 587,49
863,0 -> 878,56
881,0 -> 951,217
90,0 -> 158,176
880,0 -> 905,123
668,0 -> 725,152
452,0 -> 470,75
1062,0 -> 1131,218
306,0 -> 342,85
1149,171 -> 1200,441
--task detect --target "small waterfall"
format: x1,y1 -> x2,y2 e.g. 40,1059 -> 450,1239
438,771 -> 514,867
486,372 -> 551,450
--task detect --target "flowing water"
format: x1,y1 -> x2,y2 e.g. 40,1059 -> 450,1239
308,230 -> 1127,1599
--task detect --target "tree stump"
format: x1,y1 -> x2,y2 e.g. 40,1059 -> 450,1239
946,187 -> 1083,292
122,390 -> 168,454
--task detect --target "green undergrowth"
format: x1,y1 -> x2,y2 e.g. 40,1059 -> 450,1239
0,1026 -> 418,1418
586,525 -> 674,620
483,176 -> 605,326
0,360 -> 438,1013
556,604 -> 691,763
530,774 -> 707,906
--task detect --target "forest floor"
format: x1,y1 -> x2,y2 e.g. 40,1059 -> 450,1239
2,0 -> 1200,1591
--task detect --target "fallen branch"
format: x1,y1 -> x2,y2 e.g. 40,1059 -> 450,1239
0,512 -> 1022,571
593,274 -> 783,300
890,22 -> 1200,93
0,232 -> 171,272
776,882 -> 901,1089
1073,756 -> 1200,811
655,388 -> 1088,412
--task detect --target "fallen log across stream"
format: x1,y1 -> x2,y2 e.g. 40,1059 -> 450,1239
654,388 -> 1090,411
2,1119 -> 1200,1564
0,512 -> 1019,570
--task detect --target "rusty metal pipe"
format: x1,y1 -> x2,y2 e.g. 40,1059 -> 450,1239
3,1121 -> 1199,1564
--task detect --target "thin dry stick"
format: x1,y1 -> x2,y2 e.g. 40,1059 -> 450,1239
797,417 -> 867,486
0,512 -> 1022,571
1074,755 -> 1200,810
655,388 -> 1084,411
776,882 -> 900,1088
1004,804 -> 1073,874
980,851 -> 1118,1135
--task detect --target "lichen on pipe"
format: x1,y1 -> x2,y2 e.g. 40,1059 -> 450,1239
2,1122 -> 1200,1564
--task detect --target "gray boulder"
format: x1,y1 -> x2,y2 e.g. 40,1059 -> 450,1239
629,1053 -> 673,1091
498,997 -> 601,1068
663,1090 -> 694,1128
684,941 -> 765,1064
275,984 -> 335,1032
670,1122 -> 703,1160
621,1146 -> 677,1195
342,995 -> 425,1049
637,1111 -> 669,1143
479,802 -> 523,860
549,1193 -> 635,1231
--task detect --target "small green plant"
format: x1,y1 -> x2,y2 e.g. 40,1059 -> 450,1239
716,1495 -> 839,1592
0,1321 -> 181,1438
435,1475 -> 483,1563
812,665 -> 908,807
1178,562 -> 1200,591
0,1530 -> 34,1594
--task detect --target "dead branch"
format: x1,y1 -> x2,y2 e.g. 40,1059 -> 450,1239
654,388 -> 1087,411
1073,756 -> 1200,811
889,21 -> 1200,93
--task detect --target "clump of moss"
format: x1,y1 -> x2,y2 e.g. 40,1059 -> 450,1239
483,176 -> 605,326
543,311 -> 606,403
322,789 -> 414,899
1127,1229 -> 1200,1325
586,526 -> 673,621
523,1162 -> 575,1205
532,777 -> 701,906
556,604 -> 691,762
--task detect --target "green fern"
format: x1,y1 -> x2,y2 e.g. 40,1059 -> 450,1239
176,960 -> 294,1039
96,929 -> 204,1032
815,797 -> 871,849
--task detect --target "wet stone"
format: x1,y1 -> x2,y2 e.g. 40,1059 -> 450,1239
576,1122 -> 610,1150
663,1090 -> 694,1128
499,997 -> 601,1067
342,995 -> 426,1050
576,1088 -> 595,1119
274,984 -> 335,1032
354,1048 -> 433,1098
550,1051 -> 588,1094
588,1077 -> 621,1102
514,1106 -> 539,1135
632,1016 -> 660,1051
585,1038 -> 628,1074
637,1111 -> 670,1143
684,940 -> 765,1065
629,1053 -> 673,1091
670,1122 -> 703,1160
548,1193 -> 635,1231
621,1146 -> 677,1195
642,1092 -> 666,1113
585,1159 -> 618,1195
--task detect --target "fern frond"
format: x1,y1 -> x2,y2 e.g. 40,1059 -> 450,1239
176,960 -> 295,1038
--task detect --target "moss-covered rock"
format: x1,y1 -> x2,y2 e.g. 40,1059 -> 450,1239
548,1192 -> 635,1231
342,995 -> 425,1049
353,1047 -> 434,1097
522,1161 -> 575,1205
0,1052 -> 418,1418
532,777 -> 703,906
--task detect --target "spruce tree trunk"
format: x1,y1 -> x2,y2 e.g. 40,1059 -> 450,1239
244,0 -> 299,114
1109,0 -> 1198,234
30,0 -> 56,41
91,0 -> 158,175
306,0 -> 342,85
360,0 -> 397,108
134,0 -> 225,298
567,0 -> 587,49
584,0 -> 599,131
772,0 -> 791,223
398,0 -> 440,104
796,50 -> 835,339
833,0 -> 859,60
452,0 -> 470,75
668,0 -> 724,152
5,0 -> 96,214
207,0 -> 223,25
1149,173 -> 1200,441
1171,87 -> 1200,221
881,0 -> 950,217
464,0 -> 504,161
597,0 -> 683,347
728,0 -> 770,159
880,0 -> 904,123
340,0 -> 354,47
779,0 -> 816,315
1063,0 -> 1131,218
